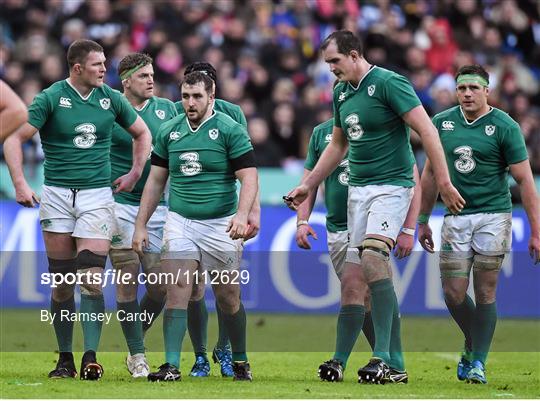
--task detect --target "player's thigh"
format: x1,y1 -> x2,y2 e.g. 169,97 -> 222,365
43,231 -> 77,259
110,202 -> 138,250
364,185 -> 414,243
161,258 -> 198,307
72,187 -> 115,241
161,211 -> 201,261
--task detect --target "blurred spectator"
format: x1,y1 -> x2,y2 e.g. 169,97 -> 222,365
0,0 -> 539,189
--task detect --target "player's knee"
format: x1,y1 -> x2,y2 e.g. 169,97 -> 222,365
76,249 -> 107,270
80,282 -> 102,296
48,257 -> 76,299
146,281 -> 166,302
340,267 -> 367,304
110,249 -> 139,269
443,285 -> 467,306
215,289 -> 240,314
360,237 -> 391,282
116,282 -> 138,303
189,278 -> 205,301
52,284 -> 75,302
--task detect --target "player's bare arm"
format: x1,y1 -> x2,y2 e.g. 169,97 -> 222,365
3,122 -> 40,207
0,80 -> 27,143
295,168 -> 319,250
228,167 -> 258,240
402,106 -> 465,214
286,126 -> 348,209
132,164 -> 168,256
245,188 -> 261,240
416,159 -> 439,253
113,115 -> 152,193
509,159 -> 540,264
395,164 -> 421,259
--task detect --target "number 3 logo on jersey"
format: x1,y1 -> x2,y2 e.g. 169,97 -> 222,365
73,123 -> 97,148
453,145 -> 476,174
179,152 -> 202,176
344,113 -> 364,140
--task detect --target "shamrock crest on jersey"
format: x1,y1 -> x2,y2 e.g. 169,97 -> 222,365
73,123 -> 97,148
209,128 -> 219,140
344,113 -> 364,140
155,109 -> 165,120
99,98 -> 111,110
367,84 -> 376,96
485,125 -> 495,136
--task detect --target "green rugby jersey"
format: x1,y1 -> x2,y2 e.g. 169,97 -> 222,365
333,66 -> 418,188
28,80 -> 138,189
111,96 -> 177,205
305,119 -> 348,233
175,98 -> 247,128
153,111 -> 253,220
433,106 -> 528,215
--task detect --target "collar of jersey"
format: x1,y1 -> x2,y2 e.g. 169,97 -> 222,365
133,97 -> 152,112
187,109 -> 216,133
347,65 -> 376,91
65,78 -> 95,101
458,106 -> 493,126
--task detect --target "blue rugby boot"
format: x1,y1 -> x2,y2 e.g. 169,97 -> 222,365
189,355 -> 210,377
466,360 -> 487,384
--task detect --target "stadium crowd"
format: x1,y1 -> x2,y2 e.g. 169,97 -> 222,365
1,0 -> 540,172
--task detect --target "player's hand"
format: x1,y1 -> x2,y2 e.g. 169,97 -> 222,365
394,231 -> 414,259
132,225 -> 149,258
418,223 -> 434,253
528,235 -> 540,265
296,224 -> 318,249
113,170 -> 141,193
227,212 -> 249,240
245,208 -> 260,240
284,184 -> 310,211
439,183 -> 466,215
15,182 -> 40,208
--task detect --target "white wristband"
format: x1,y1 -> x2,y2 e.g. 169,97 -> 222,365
401,227 -> 415,236
297,219 -> 309,228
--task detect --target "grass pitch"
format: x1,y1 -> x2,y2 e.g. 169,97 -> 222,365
1,310 -> 539,398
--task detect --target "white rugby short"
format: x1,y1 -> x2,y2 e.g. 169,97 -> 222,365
441,213 -> 512,258
348,184 -> 413,247
161,211 -> 243,271
39,185 -> 114,240
326,229 -> 361,278
111,202 -> 167,253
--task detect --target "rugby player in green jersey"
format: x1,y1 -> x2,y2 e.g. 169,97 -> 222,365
0,79 -> 27,143
286,30 -> 464,384
297,118 -> 421,383
418,64 -> 540,384
133,71 -> 258,382
4,39 -> 152,380
109,53 -> 177,378
179,62 -> 258,378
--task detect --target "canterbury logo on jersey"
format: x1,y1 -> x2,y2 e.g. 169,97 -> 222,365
441,121 -> 455,131
338,92 -> 346,102
325,134 -> 332,142
59,97 -> 72,108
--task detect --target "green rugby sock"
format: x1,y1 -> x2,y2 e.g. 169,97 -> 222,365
117,300 -> 145,355
188,299 -> 208,357
445,294 -> 475,354
215,300 -> 229,349
140,293 -> 165,333
163,309 -> 187,369
51,296 -> 75,353
362,311 -> 376,351
333,304 -> 365,368
389,292 -> 405,371
471,302 -> 497,364
80,294 -> 104,352
221,303 -> 247,362
369,278 -> 395,364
